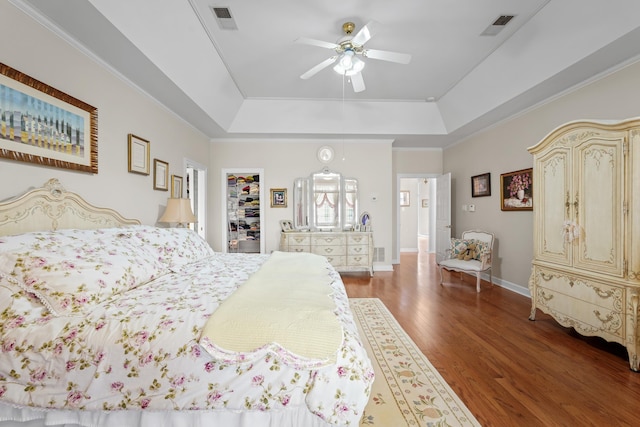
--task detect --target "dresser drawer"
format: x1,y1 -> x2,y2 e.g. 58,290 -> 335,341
284,234 -> 311,246
312,245 -> 346,257
325,255 -> 347,268
347,254 -> 369,267
347,233 -> 370,245
288,245 -> 310,253
312,234 -> 346,246
348,244 -> 369,257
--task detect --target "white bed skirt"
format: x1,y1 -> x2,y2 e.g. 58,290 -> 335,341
0,402 -> 333,427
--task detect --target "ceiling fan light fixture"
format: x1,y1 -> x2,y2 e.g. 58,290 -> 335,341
333,51 -> 365,75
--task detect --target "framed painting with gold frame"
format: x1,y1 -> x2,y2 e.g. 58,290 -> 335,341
127,134 -> 150,175
171,175 -> 183,198
153,159 -> 169,191
0,62 -> 98,173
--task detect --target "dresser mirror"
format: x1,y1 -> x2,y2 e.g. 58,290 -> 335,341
293,168 -> 358,231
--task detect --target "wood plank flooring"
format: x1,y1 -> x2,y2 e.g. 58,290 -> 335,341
342,251 -> 640,427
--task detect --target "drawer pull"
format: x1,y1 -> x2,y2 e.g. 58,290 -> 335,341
353,248 -> 362,253
324,248 -> 334,253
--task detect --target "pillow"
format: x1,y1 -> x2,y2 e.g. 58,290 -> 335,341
450,238 -> 488,261
0,228 -> 166,316
450,238 -> 470,258
126,226 -> 215,269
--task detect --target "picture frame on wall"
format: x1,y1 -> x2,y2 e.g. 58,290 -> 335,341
0,62 -> 98,173
400,190 -> 410,207
471,173 -> 491,197
270,188 -> 287,208
127,134 -> 150,175
500,168 -> 533,211
171,175 -> 183,198
153,159 -> 169,191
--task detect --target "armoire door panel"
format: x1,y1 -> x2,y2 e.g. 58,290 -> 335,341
628,128 -> 640,283
536,147 -> 571,265
574,136 -> 625,277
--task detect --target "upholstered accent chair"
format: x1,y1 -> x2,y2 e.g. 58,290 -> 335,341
438,230 -> 494,292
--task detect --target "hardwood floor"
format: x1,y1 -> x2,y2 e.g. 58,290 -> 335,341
342,250 -> 640,427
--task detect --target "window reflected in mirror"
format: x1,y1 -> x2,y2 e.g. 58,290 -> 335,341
293,169 -> 358,231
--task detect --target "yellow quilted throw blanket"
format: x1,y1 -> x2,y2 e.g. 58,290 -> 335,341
199,251 -> 343,365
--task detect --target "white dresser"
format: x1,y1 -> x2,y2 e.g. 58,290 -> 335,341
528,118 -> 640,371
280,231 -> 373,275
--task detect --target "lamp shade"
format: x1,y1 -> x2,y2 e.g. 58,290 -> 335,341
159,198 -> 196,225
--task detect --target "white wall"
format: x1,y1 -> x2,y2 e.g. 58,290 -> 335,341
0,3 -> 210,226
444,59 -> 640,294
209,139 -> 394,268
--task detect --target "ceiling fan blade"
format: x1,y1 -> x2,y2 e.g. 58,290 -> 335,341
300,56 -> 338,79
364,48 -> 412,64
295,37 -> 339,50
350,72 -> 366,93
351,20 -> 382,46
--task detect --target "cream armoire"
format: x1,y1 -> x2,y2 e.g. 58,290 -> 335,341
528,118 -> 640,371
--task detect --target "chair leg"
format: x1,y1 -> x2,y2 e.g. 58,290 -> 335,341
476,273 -> 481,292
438,265 -> 444,285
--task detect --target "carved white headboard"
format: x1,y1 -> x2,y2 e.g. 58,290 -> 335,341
0,178 -> 140,236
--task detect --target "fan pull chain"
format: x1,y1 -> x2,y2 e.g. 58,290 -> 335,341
341,73 -> 346,161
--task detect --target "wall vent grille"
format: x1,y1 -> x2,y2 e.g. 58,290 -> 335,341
373,247 -> 385,262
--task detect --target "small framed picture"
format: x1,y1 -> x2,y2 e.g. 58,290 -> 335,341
280,220 -> 293,232
471,173 -> 491,197
171,175 -> 183,198
400,190 -> 410,207
153,159 -> 169,191
271,188 -> 287,208
127,134 -> 150,175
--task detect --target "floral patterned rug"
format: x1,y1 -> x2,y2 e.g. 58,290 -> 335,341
350,298 -> 481,427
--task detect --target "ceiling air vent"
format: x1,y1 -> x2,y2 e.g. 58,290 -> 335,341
480,14 -> 515,36
211,6 -> 238,30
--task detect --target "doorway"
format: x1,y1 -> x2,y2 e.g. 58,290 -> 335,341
395,174 -> 438,263
185,158 -> 207,239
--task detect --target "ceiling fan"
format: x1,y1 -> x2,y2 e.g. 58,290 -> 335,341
296,21 -> 412,93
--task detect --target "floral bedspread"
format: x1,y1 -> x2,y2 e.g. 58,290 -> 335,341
0,226 -> 373,426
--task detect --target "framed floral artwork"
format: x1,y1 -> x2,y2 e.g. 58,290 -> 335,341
500,168 -> 533,211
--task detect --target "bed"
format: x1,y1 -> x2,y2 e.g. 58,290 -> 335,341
0,179 -> 373,427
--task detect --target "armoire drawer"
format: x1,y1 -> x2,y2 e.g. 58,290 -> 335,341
533,267 -> 623,312
533,285 -> 624,340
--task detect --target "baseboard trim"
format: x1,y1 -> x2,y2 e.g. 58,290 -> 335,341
373,264 -> 394,272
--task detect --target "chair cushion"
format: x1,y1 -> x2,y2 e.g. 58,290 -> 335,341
440,258 -> 484,271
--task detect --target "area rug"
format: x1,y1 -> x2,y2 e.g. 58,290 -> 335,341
350,298 -> 481,427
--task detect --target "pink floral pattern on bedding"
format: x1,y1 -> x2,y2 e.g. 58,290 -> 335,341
0,227 -> 373,426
